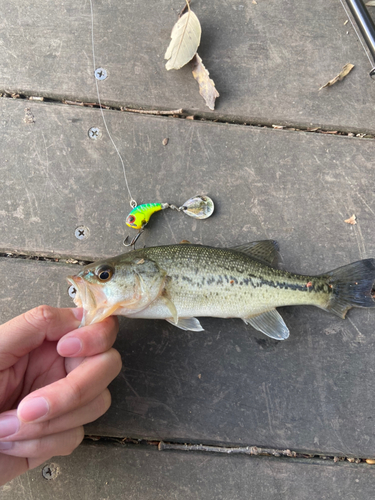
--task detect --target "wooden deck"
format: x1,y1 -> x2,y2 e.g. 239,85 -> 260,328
2,0 -> 375,496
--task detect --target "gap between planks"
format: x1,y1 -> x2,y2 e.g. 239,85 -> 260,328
1,92 -> 375,140
85,436 -> 375,466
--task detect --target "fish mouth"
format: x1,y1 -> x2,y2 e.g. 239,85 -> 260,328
67,275 -> 116,327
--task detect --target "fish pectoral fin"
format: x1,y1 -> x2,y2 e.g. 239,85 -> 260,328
161,296 -> 179,324
243,309 -> 289,340
166,317 -> 204,332
231,240 -> 281,268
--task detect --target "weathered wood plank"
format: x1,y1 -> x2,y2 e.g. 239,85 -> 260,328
2,441 -> 375,499
1,1 -> 375,132
1,97 -> 375,268
2,256 -> 375,458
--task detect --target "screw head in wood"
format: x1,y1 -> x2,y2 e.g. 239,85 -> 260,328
88,127 -> 101,139
95,68 -> 107,80
75,226 -> 90,240
42,464 -> 58,480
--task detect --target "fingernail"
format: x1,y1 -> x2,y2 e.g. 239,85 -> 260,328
71,308 -> 83,321
58,337 -> 82,356
0,415 -> 20,438
0,441 -> 14,450
18,397 -> 49,422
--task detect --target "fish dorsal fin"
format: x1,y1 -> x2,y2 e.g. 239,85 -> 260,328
232,240 -> 280,267
166,317 -> 204,332
243,309 -> 289,340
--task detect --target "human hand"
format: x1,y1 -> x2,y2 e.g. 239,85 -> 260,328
0,305 -> 121,486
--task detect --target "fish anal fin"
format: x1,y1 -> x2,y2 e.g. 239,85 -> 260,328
232,240 -> 281,267
243,309 -> 289,340
166,317 -> 204,332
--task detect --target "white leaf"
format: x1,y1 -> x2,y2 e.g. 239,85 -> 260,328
165,10 -> 201,70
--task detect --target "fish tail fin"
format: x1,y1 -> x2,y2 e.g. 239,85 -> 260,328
324,259 -> 375,318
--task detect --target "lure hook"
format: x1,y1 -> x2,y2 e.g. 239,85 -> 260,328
123,230 -> 144,249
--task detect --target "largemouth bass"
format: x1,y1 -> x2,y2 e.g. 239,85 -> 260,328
67,241 -> 375,340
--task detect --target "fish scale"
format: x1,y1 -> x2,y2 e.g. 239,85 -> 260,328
67,241 -> 375,340
141,245 -> 322,315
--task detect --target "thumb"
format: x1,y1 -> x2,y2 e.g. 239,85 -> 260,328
0,306 -> 82,371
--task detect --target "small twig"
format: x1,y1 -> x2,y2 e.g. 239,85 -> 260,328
122,107 -> 183,115
63,100 -> 110,109
63,100 -> 84,106
178,0 -> 191,18
158,442 -> 297,458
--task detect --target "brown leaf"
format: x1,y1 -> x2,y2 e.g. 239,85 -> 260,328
191,54 -> 220,110
344,214 -> 357,225
319,63 -> 355,90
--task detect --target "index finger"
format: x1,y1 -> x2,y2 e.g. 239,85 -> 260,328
0,306 -> 82,371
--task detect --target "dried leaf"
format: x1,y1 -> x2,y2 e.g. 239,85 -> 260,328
366,1 -> 375,6
344,214 -> 357,225
319,63 -> 354,90
165,9 -> 201,70
191,54 -> 219,110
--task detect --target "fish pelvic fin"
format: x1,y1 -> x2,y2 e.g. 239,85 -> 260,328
166,317 -> 204,332
243,309 -> 289,340
231,240 -> 281,268
324,259 -> 375,318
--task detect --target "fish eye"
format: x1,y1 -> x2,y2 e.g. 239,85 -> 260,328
127,215 -> 136,224
95,265 -> 114,282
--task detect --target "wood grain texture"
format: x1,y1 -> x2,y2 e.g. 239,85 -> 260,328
2,256 -> 375,457
1,98 -> 375,270
2,441 -> 375,500
3,0 -> 375,493
1,1 -> 375,132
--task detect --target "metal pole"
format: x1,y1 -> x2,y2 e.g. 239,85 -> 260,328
344,0 -> 375,77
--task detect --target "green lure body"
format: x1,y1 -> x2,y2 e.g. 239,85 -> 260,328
126,203 -> 165,230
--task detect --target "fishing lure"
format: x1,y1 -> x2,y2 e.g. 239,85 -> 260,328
124,195 -> 215,246
89,2 -> 215,247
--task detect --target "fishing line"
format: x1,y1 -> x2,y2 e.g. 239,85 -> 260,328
88,0 -> 214,246
89,0 -> 137,209
339,0 -> 375,68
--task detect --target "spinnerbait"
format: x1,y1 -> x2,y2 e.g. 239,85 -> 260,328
124,195 -> 215,246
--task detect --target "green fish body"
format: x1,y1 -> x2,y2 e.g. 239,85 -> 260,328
67,241 -> 375,340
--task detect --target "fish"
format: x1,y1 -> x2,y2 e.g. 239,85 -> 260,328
67,240 -> 375,340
